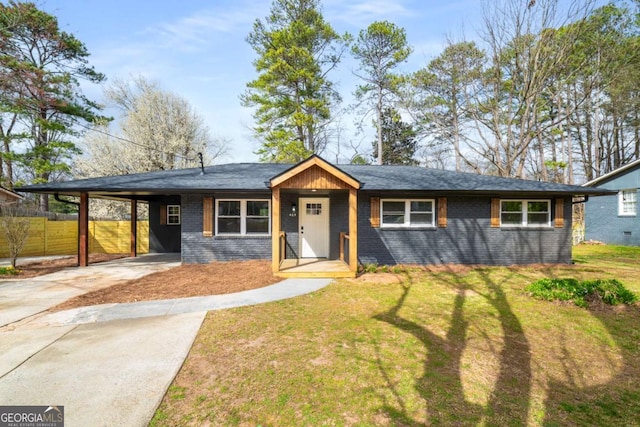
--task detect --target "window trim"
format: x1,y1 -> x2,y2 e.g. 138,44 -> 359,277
215,199 -> 271,236
167,205 -> 181,225
618,189 -> 637,217
500,199 -> 551,228
380,199 -> 436,228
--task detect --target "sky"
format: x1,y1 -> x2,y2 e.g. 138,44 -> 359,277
39,0 -> 492,164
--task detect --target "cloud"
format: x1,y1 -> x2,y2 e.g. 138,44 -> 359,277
325,0 -> 412,27
148,7 -> 263,52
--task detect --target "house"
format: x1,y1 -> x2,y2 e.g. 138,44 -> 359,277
583,158 -> 640,246
0,185 -> 23,204
17,155 -> 608,277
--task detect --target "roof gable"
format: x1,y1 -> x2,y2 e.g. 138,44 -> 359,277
0,186 -> 23,201
583,158 -> 640,187
270,155 -> 360,189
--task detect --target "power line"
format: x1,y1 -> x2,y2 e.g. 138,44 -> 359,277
74,121 -> 199,162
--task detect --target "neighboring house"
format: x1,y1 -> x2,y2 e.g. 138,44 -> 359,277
0,186 -> 23,204
583,158 -> 640,246
17,155 -> 608,277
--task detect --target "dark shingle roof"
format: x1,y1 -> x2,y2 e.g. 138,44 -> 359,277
16,162 -> 609,197
340,165 -> 606,194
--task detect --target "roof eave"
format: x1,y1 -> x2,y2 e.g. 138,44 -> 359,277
583,158 -> 640,187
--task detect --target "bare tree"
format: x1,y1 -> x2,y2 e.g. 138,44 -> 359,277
466,0 -> 593,178
0,203 -> 30,268
74,76 -> 229,218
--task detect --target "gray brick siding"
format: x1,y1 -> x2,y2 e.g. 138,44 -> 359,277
179,192 -> 572,265
358,194 -> 572,265
181,194 -> 271,263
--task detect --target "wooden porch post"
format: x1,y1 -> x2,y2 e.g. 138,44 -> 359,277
271,186 -> 281,273
130,199 -> 137,258
78,192 -> 89,267
348,188 -> 358,273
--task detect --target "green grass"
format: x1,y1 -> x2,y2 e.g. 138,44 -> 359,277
152,244 -> 640,426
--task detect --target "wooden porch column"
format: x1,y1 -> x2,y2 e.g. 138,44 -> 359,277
271,186 -> 281,273
78,192 -> 89,267
130,199 -> 137,258
348,188 -> 358,273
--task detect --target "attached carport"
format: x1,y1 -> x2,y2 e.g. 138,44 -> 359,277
16,169 -> 198,267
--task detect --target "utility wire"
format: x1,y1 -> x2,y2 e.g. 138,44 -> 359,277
74,121 -> 199,162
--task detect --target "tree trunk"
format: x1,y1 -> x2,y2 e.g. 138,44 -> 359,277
377,86 -> 383,165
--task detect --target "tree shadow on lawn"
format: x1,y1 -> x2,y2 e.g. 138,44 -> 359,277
373,268 -> 533,426
371,264 -> 640,426
541,302 -> 640,425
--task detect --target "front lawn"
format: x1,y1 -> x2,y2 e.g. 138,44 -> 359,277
152,244 -> 640,426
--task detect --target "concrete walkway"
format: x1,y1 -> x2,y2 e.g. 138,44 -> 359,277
21,278 -> 331,328
0,256 -> 332,427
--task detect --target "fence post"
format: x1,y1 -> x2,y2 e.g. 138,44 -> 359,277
79,193 -> 89,267
130,200 -> 137,258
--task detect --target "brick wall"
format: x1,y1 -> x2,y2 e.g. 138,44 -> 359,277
179,192 -> 572,266
181,194 -> 271,263
358,194 -> 572,265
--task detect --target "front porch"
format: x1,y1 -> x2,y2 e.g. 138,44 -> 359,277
270,156 -> 360,278
278,258 -> 353,278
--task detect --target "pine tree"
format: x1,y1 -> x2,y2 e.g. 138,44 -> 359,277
241,0 -> 349,163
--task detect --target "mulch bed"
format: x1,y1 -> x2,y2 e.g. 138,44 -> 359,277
51,260 -> 281,311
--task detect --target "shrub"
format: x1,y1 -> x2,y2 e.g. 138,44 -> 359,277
0,266 -> 20,276
526,278 -> 638,307
359,263 -> 378,274
391,265 -> 407,274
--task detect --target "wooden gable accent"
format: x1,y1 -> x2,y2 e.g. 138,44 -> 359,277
437,198 -> 447,228
277,164 -> 353,190
270,155 -> 360,190
555,198 -> 565,228
490,198 -> 500,227
370,197 -> 380,228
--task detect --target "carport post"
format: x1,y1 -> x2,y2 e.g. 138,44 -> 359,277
78,192 -> 89,267
130,199 -> 137,258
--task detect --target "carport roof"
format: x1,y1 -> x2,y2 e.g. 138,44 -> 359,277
16,161 -> 612,198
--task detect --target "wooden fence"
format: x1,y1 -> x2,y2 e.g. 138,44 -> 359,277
0,218 -> 149,257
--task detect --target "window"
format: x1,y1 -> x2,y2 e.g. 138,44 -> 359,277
216,200 -> 270,235
306,203 -> 322,216
381,199 -> 434,227
500,200 -> 550,227
167,205 -> 180,225
246,200 -> 270,233
619,189 -> 637,216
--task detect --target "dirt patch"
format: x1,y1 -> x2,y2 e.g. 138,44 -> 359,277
52,260 -> 280,312
349,272 -> 404,284
4,254 -> 127,278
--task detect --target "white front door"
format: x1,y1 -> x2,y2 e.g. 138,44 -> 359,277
299,198 -> 330,258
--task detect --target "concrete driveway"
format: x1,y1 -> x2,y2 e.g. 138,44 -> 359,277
0,254 -> 204,427
0,254 -> 330,427
0,253 -> 182,328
